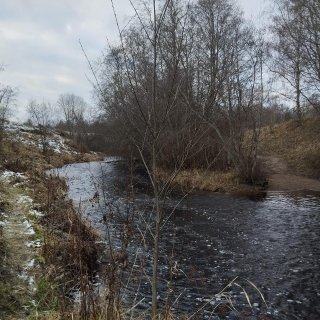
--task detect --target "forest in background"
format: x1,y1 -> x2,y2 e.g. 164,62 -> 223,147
2,0 -> 320,185
90,0 -> 320,187
1,0 -> 320,319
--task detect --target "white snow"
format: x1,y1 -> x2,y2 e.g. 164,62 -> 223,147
29,209 -> 44,217
0,170 -> 26,181
26,240 -> 41,248
23,219 -> 36,235
47,135 -> 72,153
17,195 -> 33,204
18,259 -> 36,288
26,258 -> 35,268
3,122 -> 74,154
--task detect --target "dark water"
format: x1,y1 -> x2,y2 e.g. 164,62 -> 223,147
52,159 -> 320,319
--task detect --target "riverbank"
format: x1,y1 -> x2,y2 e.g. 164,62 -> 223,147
0,124 -> 104,319
159,161 -> 320,198
260,156 -> 320,192
159,118 -> 320,195
258,118 -> 320,192
0,172 -> 39,318
158,168 -> 265,195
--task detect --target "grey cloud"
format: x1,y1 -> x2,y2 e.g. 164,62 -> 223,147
1,0 -> 134,121
1,0 -> 265,122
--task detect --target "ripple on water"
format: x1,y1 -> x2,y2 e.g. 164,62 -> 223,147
52,160 -> 320,319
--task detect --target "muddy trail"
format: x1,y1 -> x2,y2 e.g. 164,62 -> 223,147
260,156 -> 320,192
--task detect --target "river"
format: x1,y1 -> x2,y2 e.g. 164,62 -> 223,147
52,158 -> 320,319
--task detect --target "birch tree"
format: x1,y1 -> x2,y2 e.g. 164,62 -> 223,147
271,0 -> 305,123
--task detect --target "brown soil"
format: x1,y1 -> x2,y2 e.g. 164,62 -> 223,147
260,156 -> 320,192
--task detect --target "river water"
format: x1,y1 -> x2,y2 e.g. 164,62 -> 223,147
52,159 -> 320,319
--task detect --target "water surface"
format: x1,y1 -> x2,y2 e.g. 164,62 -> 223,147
53,159 -> 320,319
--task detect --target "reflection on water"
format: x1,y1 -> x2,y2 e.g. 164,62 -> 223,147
52,159 -> 320,319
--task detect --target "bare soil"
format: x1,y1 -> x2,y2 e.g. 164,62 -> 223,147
260,156 -> 320,192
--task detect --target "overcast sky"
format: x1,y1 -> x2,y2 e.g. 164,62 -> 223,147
0,0 -> 270,122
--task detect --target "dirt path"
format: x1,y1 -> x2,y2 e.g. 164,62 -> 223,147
0,174 -> 40,319
260,156 -> 320,192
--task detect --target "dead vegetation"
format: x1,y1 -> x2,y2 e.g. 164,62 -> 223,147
158,165 -> 267,196
159,169 -> 240,193
0,179 -> 38,318
161,117 -> 320,194
258,118 -> 320,179
0,127 -> 104,319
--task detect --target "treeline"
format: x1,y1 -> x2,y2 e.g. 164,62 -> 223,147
2,0 -> 320,180
93,0 -> 320,184
96,0 -> 266,183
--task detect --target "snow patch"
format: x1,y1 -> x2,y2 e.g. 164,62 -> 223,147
29,209 -> 44,217
23,219 -> 35,235
0,211 -> 8,227
4,123 -> 33,132
47,135 -> 72,154
26,240 -> 41,248
18,259 -> 36,288
0,170 -> 26,181
17,195 -> 33,204
26,258 -> 35,269
4,122 -> 74,154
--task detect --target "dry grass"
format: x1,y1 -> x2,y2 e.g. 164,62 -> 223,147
170,169 -> 241,193
0,129 -> 104,319
30,174 -> 102,318
0,181 -> 39,318
159,166 -> 268,196
258,118 -> 320,178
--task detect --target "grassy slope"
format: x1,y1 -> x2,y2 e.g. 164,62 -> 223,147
258,118 -> 320,179
161,117 -> 320,194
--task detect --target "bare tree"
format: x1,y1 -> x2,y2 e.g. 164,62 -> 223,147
271,0 -> 305,123
27,100 -> 52,154
271,0 -> 320,115
182,0 -> 266,183
299,0 -> 320,113
96,0 -> 201,317
0,86 -> 14,124
57,93 -> 87,136
0,80 -> 16,149
95,0 -> 267,317
57,93 -> 89,151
